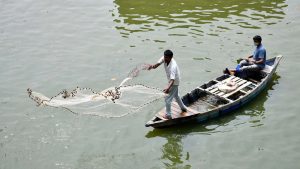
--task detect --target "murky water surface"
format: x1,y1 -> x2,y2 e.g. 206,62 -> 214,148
1,0 -> 300,168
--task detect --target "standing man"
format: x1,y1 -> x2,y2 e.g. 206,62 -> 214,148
148,50 -> 187,119
224,35 -> 266,76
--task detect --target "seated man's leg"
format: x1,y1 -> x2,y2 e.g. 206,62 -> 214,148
239,59 -> 250,67
224,60 -> 250,76
224,60 -> 254,77
239,64 -> 261,74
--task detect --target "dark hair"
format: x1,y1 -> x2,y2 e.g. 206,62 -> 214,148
253,35 -> 262,42
164,50 -> 173,57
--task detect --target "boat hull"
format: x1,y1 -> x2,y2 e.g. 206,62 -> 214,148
146,56 -> 282,128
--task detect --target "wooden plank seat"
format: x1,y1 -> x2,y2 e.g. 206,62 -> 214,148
223,81 -> 253,98
206,76 -> 241,91
216,91 -> 226,97
209,76 -> 247,96
227,76 -> 236,81
206,81 -> 219,91
231,76 -> 239,82
247,78 -> 260,84
206,75 -> 236,91
205,76 -> 235,92
209,87 -> 220,93
203,75 -> 255,99
236,79 -> 248,86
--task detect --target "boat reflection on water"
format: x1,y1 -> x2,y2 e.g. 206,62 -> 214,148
224,73 -> 281,128
145,123 -> 214,168
145,73 -> 280,168
112,0 -> 287,38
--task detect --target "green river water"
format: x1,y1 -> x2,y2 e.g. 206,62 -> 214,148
1,0 -> 300,168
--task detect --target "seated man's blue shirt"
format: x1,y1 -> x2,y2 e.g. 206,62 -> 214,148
253,44 -> 266,68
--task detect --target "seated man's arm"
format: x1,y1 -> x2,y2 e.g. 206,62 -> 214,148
246,55 -> 254,62
254,58 -> 264,64
254,49 -> 266,64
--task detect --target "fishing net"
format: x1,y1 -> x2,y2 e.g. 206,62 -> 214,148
27,63 -> 166,118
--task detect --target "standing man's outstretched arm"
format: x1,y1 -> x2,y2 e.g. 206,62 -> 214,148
148,63 -> 161,70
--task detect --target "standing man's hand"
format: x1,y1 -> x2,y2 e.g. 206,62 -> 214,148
163,80 -> 174,94
148,63 -> 160,70
148,65 -> 153,70
163,88 -> 170,94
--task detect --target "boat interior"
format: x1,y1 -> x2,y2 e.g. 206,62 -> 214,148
199,74 -> 257,100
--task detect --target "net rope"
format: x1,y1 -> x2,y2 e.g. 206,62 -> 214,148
27,63 -> 166,118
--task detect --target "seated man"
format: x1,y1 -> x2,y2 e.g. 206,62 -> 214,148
224,35 -> 266,77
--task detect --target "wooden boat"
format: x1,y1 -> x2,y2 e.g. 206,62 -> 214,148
145,55 -> 283,128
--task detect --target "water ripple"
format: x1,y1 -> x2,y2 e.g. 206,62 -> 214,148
113,0 -> 287,40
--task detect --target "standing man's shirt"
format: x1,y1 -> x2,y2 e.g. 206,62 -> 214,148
253,44 -> 266,68
157,56 -> 181,86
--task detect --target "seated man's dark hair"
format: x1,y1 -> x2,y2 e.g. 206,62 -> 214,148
164,50 -> 173,58
253,35 -> 262,42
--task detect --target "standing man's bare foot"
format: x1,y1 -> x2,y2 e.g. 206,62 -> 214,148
180,108 -> 187,116
162,114 -> 172,120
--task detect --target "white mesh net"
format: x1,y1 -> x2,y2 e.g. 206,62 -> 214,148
27,64 -> 166,118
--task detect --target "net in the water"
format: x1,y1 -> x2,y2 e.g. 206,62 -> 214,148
27,63 -> 165,118
27,85 -> 164,117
